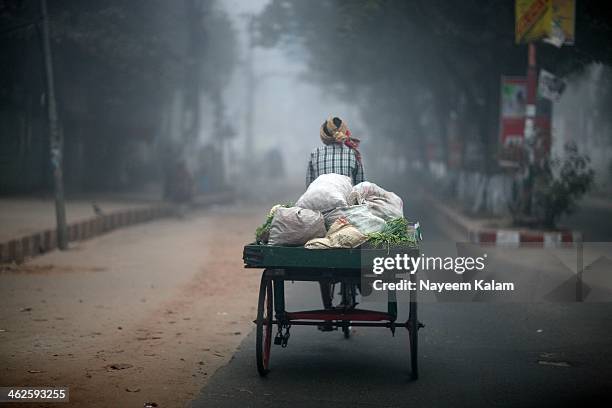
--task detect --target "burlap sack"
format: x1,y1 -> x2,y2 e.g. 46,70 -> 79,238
305,218 -> 367,249
268,207 -> 326,246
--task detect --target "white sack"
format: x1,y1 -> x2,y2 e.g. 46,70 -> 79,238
268,207 -> 326,246
352,181 -> 404,220
323,204 -> 386,234
296,174 -> 352,212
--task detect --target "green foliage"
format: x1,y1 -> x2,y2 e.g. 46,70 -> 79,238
1,0 -> 239,193
532,142 -> 595,229
366,217 -> 418,249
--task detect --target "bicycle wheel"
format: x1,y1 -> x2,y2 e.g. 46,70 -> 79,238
256,274 -> 273,376
408,298 -> 418,380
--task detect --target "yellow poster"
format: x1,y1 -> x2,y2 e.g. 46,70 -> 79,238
515,0 -> 575,45
515,0 -> 552,44
551,0 -> 575,45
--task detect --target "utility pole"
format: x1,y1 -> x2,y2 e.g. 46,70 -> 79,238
182,0 -> 204,145
244,15 -> 255,163
524,43 -> 538,156
40,0 -> 67,250
521,43 -> 538,216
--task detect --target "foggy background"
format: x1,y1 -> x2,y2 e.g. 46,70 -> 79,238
1,0 -> 611,219
2,3 -> 612,406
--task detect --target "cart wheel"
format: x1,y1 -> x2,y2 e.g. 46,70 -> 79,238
256,276 -> 273,376
408,300 -> 418,380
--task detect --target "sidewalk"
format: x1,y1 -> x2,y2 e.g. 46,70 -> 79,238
0,191 -> 234,264
0,197 -> 154,242
423,190 -> 582,245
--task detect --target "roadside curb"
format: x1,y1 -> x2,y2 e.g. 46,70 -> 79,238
0,191 -> 233,264
424,192 -> 582,246
467,229 -> 582,246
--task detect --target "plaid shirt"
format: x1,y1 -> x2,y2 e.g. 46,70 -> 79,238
306,144 -> 365,186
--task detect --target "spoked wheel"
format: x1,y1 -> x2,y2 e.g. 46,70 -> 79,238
256,275 -> 273,376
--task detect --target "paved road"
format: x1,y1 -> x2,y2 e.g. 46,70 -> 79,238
0,204 -> 266,408
191,195 -> 612,408
564,198 -> 612,241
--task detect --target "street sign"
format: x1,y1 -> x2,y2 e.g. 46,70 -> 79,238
515,0 -> 575,45
538,70 -> 566,101
546,0 -> 575,46
498,76 -> 552,162
515,0 -> 551,44
500,77 -> 528,147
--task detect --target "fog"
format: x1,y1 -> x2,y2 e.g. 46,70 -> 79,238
553,63 -> 612,193
1,0 -> 611,223
219,0 -> 362,186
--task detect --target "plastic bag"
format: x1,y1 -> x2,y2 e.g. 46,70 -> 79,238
268,207 -> 326,246
352,182 -> 403,221
305,218 -> 367,249
323,204 -> 386,234
296,174 -> 352,212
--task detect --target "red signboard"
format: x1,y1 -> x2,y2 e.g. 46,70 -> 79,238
500,76 -> 528,147
499,76 -> 551,163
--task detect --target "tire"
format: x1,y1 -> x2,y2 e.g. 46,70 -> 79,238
342,324 -> 351,339
409,299 -> 418,380
256,275 -> 273,376
340,281 -> 354,339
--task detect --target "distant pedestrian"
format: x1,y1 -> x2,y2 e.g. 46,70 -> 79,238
165,161 -> 194,204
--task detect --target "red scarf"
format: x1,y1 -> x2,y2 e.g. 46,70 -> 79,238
344,129 -> 362,164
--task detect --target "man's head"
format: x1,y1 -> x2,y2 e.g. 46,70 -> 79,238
320,116 -> 359,145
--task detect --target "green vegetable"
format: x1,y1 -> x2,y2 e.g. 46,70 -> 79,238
366,217 -> 419,250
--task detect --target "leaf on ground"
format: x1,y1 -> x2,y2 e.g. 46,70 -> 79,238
105,363 -> 133,371
136,336 -> 162,341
